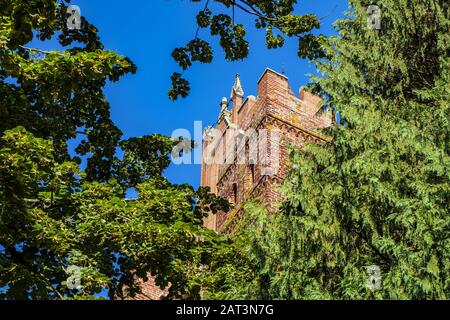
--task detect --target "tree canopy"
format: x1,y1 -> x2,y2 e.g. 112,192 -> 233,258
1,0 -> 448,301
0,0 -> 230,300
169,0 -> 329,100
201,0 -> 450,300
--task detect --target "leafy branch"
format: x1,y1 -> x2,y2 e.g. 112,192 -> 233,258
168,0 -> 329,101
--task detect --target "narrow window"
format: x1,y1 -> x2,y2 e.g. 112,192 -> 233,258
232,183 -> 238,205
250,164 -> 255,185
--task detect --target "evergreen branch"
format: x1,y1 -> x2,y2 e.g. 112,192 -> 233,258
354,229 -> 392,265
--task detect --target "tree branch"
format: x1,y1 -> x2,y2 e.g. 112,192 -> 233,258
19,45 -> 65,56
236,0 -> 277,22
354,229 -> 392,265
5,245 -> 65,299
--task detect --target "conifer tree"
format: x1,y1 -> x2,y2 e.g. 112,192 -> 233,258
204,0 -> 449,300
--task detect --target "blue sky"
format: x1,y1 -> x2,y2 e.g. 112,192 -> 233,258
60,0 -> 348,189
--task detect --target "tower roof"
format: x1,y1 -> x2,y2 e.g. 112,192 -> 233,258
257,68 -> 288,84
230,74 -> 244,99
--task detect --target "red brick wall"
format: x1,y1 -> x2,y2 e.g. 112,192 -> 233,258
134,69 -> 332,300
121,275 -> 168,300
201,68 -> 332,232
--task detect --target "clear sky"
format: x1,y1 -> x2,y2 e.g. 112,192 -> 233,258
55,0 -> 348,189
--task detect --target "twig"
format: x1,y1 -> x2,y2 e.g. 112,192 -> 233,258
194,0 -> 211,39
319,4 -> 339,22
19,45 -> 65,56
236,0 -> 277,22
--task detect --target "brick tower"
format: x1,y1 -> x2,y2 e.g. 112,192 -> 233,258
129,68 -> 332,299
201,68 -> 332,232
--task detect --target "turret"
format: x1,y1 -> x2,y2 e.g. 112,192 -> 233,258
230,74 -> 244,124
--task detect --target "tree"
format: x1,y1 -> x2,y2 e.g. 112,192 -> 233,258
168,0 -> 329,100
0,0 -> 229,300
200,0 -> 450,299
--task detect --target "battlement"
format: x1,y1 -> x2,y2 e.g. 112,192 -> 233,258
201,68 -> 332,231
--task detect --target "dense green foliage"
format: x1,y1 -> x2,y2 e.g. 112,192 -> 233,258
169,0 -> 329,100
202,0 -> 450,300
2,0 -> 448,301
0,0 -> 230,300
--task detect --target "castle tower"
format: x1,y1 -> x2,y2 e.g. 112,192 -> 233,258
201,68 -> 332,232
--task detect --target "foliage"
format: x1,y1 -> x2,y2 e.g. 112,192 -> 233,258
208,0 -> 450,300
200,202 -> 281,300
168,0 -> 329,100
0,0 -> 230,300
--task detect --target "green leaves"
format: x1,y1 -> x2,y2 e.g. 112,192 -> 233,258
168,1 -> 326,100
202,0 -> 450,300
0,126 -> 231,300
274,0 -> 449,300
0,1 -> 232,300
276,14 -> 320,36
188,39 -> 214,64
116,134 -> 177,189
196,9 -> 212,28
172,48 -> 192,71
266,26 -> 285,49
298,34 -> 329,60
210,14 -> 248,61
1,21 -> 137,181
171,39 -> 213,72
168,72 -> 190,101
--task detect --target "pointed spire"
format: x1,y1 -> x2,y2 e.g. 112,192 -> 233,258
230,73 -> 244,99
